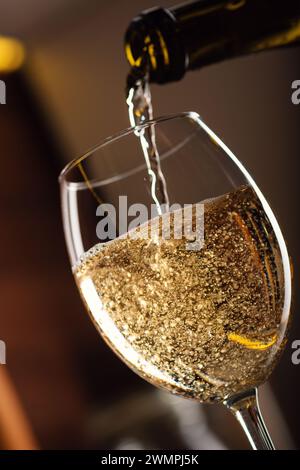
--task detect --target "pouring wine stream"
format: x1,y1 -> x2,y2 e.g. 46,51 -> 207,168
126,73 -> 169,215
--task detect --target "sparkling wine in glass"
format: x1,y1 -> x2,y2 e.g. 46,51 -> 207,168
59,113 -> 292,450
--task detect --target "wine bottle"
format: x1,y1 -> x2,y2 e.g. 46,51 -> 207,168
125,0 -> 300,84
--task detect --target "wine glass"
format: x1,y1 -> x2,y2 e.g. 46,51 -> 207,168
59,112 -> 292,450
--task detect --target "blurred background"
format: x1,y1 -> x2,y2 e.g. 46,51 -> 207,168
0,0 -> 299,450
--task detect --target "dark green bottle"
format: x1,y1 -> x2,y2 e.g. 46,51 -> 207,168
125,0 -> 300,84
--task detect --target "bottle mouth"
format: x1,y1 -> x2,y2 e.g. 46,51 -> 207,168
124,7 -> 186,84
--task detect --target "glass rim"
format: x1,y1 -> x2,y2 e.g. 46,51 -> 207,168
58,111 -> 200,182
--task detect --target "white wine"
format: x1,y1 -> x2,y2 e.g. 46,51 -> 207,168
75,185 -> 285,402
127,75 -> 169,214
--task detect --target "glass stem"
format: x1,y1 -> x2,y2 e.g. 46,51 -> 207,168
224,388 -> 275,450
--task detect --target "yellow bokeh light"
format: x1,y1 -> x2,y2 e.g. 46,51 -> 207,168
0,36 -> 26,73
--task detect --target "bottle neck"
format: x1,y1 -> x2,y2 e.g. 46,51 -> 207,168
173,0 -> 300,71
125,0 -> 300,84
